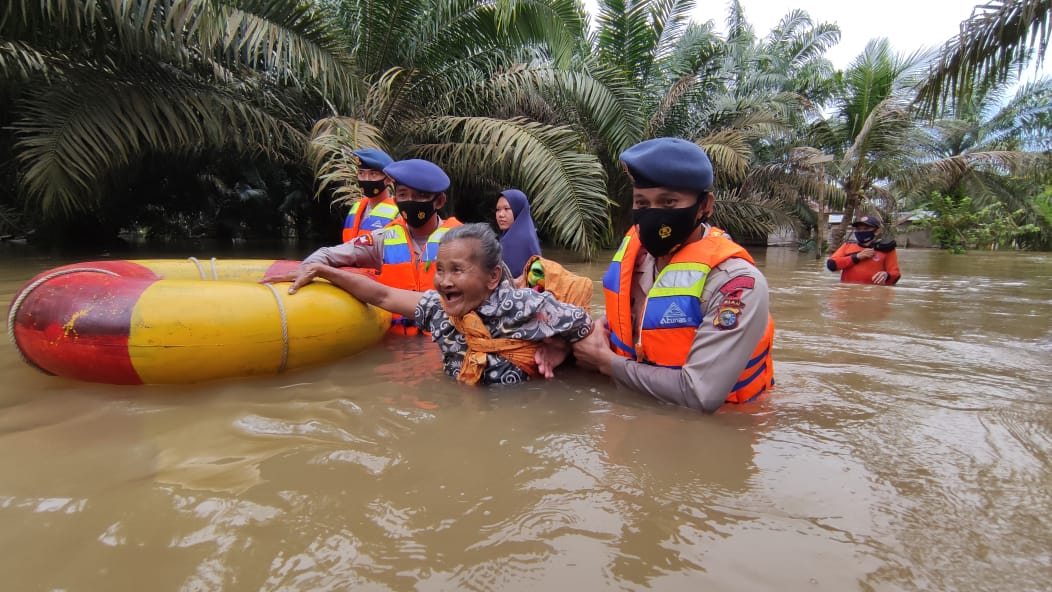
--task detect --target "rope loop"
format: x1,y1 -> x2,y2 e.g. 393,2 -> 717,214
187,257 -> 205,280
7,267 -> 122,374
262,282 -> 290,373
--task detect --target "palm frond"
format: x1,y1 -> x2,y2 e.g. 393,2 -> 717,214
0,41 -> 55,82
308,116 -> 387,205
413,116 -> 610,256
696,129 -> 752,186
13,70 -> 306,214
710,188 -> 791,239
899,150 -> 1051,195
918,0 -> 1052,112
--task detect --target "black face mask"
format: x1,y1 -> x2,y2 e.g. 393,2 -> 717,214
632,203 -> 703,257
398,200 -> 436,228
358,179 -> 387,198
854,230 -> 876,246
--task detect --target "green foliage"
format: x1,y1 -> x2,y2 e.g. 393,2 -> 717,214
918,0 -> 1052,114
913,192 -> 1040,253
0,0 -> 355,244
1033,186 -> 1052,225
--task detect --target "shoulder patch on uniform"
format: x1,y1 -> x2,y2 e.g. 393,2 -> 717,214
719,275 -> 755,295
714,296 -> 743,330
715,275 -> 753,330
354,233 -> 374,246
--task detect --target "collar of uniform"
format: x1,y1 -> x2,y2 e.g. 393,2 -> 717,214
408,215 -> 442,243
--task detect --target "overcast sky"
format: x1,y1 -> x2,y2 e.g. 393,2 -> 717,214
583,0 -> 1048,77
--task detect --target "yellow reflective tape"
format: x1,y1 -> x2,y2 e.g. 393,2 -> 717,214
429,227 -> 451,244
650,264 -> 711,298
383,227 -> 409,245
649,286 -> 698,298
373,202 -> 398,216
612,237 -> 630,262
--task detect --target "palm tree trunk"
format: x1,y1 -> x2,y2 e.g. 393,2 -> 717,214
814,170 -> 827,259
832,185 -> 863,250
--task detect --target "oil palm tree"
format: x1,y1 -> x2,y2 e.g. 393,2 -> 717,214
904,77 -> 1052,204
584,0 -> 844,241
815,39 -> 933,248
309,0 -> 634,255
918,0 -> 1052,112
1,0 -> 354,217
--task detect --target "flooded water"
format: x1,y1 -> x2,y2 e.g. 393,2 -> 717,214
2,242 -> 1051,591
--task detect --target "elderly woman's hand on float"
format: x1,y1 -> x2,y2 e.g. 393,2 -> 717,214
264,262 -> 333,295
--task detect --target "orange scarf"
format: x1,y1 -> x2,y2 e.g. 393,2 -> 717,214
447,311 -> 540,385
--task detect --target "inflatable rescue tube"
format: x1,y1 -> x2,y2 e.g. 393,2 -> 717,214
7,258 -> 392,385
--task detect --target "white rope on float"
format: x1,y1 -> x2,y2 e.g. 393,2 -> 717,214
262,282 -> 290,373
210,257 -> 218,280
7,267 -> 122,374
188,256 -> 206,280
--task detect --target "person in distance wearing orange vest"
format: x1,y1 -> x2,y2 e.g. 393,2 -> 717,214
826,214 -> 901,285
572,137 -> 775,412
265,159 -> 461,333
341,148 -> 399,243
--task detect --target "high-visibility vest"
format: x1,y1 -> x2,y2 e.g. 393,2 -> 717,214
377,217 -> 462,335
377,217 -> 462,291
602,227 -> 775,404
342,198 -> 399,243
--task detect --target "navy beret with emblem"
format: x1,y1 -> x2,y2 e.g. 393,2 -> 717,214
620,137 -> 714,192
352,148 -> 394,171
851,214 -> 883,228
383,159 -> 450,193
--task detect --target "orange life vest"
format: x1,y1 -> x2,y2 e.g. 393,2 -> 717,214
602,227 -> 775,404
342,197 -> 399,243
377,217 -> 462,335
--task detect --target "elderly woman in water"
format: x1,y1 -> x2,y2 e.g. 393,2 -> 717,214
277,223 -> 593,385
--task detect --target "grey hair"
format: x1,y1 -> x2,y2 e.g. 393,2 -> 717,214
441,222 -> 503,270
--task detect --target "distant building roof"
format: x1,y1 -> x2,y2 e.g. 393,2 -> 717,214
896,210 -> 935,225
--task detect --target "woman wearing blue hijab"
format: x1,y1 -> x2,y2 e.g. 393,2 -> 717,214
495,189 -> 542,275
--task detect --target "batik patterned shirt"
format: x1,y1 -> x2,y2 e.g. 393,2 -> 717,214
414,282 -> 593,385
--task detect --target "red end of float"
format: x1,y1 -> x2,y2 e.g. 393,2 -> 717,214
10,261 -> 159,385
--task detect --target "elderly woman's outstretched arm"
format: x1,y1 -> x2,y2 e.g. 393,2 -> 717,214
283,262 -> 421,319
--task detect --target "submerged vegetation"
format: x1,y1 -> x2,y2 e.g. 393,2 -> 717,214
1,0 -> 1050,253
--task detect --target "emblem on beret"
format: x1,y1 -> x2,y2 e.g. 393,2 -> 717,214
658,225 -> 672,239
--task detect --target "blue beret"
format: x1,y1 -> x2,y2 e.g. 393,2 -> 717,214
352,148 -> 394,171
619,137 -> 713,192
383,159 -> 450,193
851,214 -> 883,228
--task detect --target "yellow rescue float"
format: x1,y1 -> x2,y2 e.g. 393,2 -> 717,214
7,258 -> 391,384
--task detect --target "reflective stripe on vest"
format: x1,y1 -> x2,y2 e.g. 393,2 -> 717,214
377,217 -> 461,292
602,226 -> 774,404
342,198 -> 399,243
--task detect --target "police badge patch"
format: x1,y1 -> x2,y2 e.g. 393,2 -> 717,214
715,297 -> 743,330
714,275 -> 754,331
